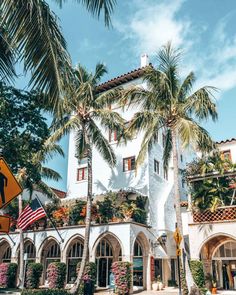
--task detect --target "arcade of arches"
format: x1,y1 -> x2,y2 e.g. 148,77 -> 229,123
200,236 -> 236,290
0,232 -> 151,289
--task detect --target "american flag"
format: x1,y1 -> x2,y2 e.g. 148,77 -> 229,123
17,198 -> 46,230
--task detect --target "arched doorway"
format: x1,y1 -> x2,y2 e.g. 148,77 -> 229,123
41,239 -> 61,283
0,240 -> 11,263
66,239 -> 84,283
212,241 -> 236,290
133,240 -> 143,287
132,233 -> 149,289
95,234 -> 122,288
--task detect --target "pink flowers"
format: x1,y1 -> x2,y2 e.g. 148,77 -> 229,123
47,262 -> 66,289
111,262 -> 132,295
0,263 -> 8,287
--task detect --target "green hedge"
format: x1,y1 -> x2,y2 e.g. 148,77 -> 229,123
7,263 -> 18,288
21,290 -> 69,295
190,260 -> 205,288
26,263 -> 43,289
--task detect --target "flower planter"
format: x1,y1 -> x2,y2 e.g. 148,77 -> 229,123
212,287 -> 217,294
152,282 -> 158,290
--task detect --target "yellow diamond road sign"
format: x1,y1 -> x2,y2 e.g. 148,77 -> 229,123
0,157 -> 22,209
174,228 -> 182,245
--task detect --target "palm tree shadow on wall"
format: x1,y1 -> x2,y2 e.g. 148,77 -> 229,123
94,156 -> 148,196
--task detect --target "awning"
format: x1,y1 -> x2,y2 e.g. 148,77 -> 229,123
153,245 -> 169,259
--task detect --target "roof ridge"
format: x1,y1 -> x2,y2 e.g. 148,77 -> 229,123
216,138 -> 236,144
97,63 -> 153,93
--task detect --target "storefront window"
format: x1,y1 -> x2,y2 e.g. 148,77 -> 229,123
133,240 -> 143,287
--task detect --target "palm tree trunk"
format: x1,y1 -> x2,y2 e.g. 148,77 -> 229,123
70,143 -> 92,294
18,193 -> 24,289
171,128 -> 195,293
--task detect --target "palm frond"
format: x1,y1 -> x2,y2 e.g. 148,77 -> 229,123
87,119 -> 116,167
76,0 -> 116,27
177,116 -> 215,152
35,180 -> 60,201
93,63 -> 107,85
1,0 -> 72,110
177,72 -> 195,102
185,86 -> 218,121
41,167 -> 62,181
75,128 -> 87,160
0,26 -> 16,82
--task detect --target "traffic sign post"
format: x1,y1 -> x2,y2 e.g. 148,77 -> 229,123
0,157 -> 22,209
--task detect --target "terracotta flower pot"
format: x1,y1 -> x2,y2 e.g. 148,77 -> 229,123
212,287 -> 217,294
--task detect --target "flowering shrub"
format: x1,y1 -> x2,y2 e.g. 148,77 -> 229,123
47,262 -> 66,289
112,262 -> 132,295
77,262 -> 97,283
52,207 -> 69,224
0,263 -> 17,288
26,263 -> 43,289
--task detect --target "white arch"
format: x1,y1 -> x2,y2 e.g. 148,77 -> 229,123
198,232 -> 236,257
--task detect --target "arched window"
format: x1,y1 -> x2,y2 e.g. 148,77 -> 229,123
25,241 -> 36,262
96,239 -> 113,287
2,246 -> 11,263
133,240 -> 143,287
213,241 -> 236,259
44,241 -> 61,279
67,240 -> 84,283
96,240 -> 113,257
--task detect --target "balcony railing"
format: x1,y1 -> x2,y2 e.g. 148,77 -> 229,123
193,205 -> 236,223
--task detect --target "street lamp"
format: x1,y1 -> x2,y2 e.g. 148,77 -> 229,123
152,232 -> 168,248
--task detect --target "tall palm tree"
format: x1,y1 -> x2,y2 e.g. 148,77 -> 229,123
123,43 -> 218,292
0,0 -> 116,109
16,140 -> 63,288
50,63 -> 124,294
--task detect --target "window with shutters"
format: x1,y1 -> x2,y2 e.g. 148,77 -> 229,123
123,156 -> 135,172
108,130 -> 117,142
77,167 -> 88,181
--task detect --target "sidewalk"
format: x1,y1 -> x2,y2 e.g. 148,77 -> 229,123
94,287 -> 179,295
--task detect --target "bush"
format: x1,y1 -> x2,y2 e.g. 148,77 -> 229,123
112,261 -> 132,295
190,260 -> 205,288
168,279 -> 177,287
26,263 -> 43,289
77,261 -> 97,294
21,290 -> 69,295
0,263 -> 17,288
47,262 -> 66,289
69,200 -> 87,225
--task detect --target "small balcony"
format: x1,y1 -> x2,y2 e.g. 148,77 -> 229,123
192,205 -> 236,223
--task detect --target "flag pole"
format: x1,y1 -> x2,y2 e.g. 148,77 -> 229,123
35,194 -> 64,243
7,233 -> 15,245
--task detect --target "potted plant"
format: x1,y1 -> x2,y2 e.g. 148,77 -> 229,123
212,281 -> 217,294
157,275 -> 163,290
152,279 -> 158,291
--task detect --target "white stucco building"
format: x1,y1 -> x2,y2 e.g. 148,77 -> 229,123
0,56 -> 188,291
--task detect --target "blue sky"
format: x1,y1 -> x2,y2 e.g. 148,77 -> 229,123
40,0 -> 236,191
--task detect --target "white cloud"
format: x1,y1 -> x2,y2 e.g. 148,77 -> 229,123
114,0 -> 191,55
114,1 -> 236,97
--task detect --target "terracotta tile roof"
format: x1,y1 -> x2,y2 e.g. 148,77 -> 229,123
216,138 -> 236,145
51,188 -> 66,199
180,201 -> 188,207
96,63 -> 152,93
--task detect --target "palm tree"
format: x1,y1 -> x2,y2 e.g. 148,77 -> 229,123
123,43 -> 218,292
50,63 -> 124,294
0,0 -> 116,109
16,140 -> 64,288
